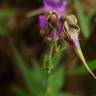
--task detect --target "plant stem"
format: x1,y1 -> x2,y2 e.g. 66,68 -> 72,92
52,29 -> 57,51
47,41 -> 54,74
44,41 -> 54,96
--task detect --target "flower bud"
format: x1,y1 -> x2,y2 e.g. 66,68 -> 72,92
63,15 -> 96,79
63,15 -> 80,48
47,10 -> 58,29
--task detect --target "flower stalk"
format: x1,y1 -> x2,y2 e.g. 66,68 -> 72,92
52,29 -> 58,50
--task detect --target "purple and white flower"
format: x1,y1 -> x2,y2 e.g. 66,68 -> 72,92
39,0 -> 67,40
44,0 -> 67,18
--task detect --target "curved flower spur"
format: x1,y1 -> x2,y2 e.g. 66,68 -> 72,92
63,15 -> 96,79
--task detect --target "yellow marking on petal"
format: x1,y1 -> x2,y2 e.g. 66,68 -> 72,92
49,10 -> 53,15
55,0 -> 60,3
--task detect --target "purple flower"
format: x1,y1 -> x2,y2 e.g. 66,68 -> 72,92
39,14 -> 61,40
63,15 -> 96,79
63,15 -> 80,48
48,28 -> 61,40
39,15 -> 48,31
39,0 -> 67,40
44,0 -> 67,18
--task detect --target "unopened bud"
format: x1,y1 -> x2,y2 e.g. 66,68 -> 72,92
47,10 -> 58,28
63,15 -> 80,48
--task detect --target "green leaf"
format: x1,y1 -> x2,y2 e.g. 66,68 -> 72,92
30,64 -> 48,96
48,68 -> 65,93
11,45 -> 67,96
11,45 -> 48,96
70,60 -> 96,75
73,0 -> 90,38
43,67 -> 65,96
51,45 -> 67,68
12,46 -> 34,95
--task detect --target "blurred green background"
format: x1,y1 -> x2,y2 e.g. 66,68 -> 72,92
0,0 -> 96,96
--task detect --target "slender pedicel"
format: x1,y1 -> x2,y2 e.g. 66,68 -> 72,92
52,29 -> 57,50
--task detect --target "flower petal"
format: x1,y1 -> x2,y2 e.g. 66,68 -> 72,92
69,31 -> 79,48
39,15 -> 48,31
48,30 -> 60,40
44,0 -> 67,18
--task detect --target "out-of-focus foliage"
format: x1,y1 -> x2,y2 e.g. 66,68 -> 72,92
73,0 -> 90,38
0,10 -> 14,36
12,45 -> 72,96
88,10 -> 96,21
69,60 -> 96,75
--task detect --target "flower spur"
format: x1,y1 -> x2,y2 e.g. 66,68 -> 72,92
63,15 -> 96,79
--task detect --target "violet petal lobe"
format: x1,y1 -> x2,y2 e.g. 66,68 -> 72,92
48,30 -> 60,40
39,15 -> 48,31
48,20 -> 63,40
44,0 -> 67,18
68,31 -> 80,48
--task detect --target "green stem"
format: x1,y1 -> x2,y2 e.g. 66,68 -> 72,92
47,41 -> 54,74
45,43 -> 68,96
44,42 -> 54,96
52,29 -> 57,51
45,74 -> 51,96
